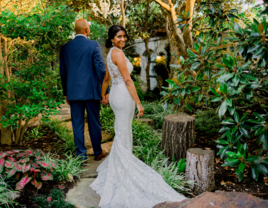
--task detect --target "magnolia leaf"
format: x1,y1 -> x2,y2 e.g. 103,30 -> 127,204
234,23 -> 243,35
185,103 -> 192,112
258,23 -> 264,33
191,86 -> 201,92
219,100 -> 227,118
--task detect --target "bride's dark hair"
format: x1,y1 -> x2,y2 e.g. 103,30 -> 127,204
105,25 -> 129,49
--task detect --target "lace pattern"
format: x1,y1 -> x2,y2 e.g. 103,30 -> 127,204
106,47 -> 133,86
90,47 -> 186,208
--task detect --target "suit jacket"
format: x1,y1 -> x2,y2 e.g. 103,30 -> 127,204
60,36 -> 109,101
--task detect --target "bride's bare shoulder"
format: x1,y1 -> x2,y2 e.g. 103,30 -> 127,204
111,48 -> 125,64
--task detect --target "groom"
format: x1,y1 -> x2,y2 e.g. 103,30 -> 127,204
59,19 -> 108,162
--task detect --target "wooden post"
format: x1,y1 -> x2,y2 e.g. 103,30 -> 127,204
162,113 -> 195,161
186,148 -> 215,194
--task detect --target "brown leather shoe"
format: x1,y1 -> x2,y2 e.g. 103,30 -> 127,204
95,150 -> 106,161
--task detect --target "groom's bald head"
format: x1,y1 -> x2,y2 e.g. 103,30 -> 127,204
75,19 -> 90,37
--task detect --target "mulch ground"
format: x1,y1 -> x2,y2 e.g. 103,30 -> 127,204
0,126 -> 77,208
194,132 -> 268,200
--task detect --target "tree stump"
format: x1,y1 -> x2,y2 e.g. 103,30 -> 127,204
162,114 -> 195,161
186,148 -> 215,194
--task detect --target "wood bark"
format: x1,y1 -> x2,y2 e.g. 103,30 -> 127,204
186,148 -> 215,194
120,0 -> 125,27
0,36 -> 11,144
144,38 -> 151,91
154,0 -> 196,57
183,0 -> 196,48
162,113 -> 195,161
165,17 -> 179,79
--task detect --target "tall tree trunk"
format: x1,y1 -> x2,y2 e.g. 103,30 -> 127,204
0,36 -> 12,144
120,0 -> 125,27
183,0 -> 196,48
165,17 -> 179,79
144,38 -> 151,91
154,0 -> 195,57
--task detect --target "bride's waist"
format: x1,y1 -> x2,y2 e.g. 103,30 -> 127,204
111,80 -> 126,87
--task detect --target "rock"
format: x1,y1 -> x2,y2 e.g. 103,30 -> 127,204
82,155 -> 106,178
87,141 -> 113,156
49,115 -> 71,122
65,121 -> 113,148
136,118 -> 154,126
153,191 -> 268,208
65,178 -> 100,208
21,117 -> 40,128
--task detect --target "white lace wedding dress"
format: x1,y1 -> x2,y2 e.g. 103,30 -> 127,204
90,47 -> 186,208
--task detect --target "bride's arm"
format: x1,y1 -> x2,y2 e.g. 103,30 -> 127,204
112,50 -> 144,117
101,65 -> 111,105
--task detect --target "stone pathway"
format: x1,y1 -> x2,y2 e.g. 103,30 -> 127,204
53,104 -> 153,208
54,104 -> 108,208
66,155 -> 107,208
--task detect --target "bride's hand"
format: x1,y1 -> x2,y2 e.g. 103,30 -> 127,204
137,103 -> 144,117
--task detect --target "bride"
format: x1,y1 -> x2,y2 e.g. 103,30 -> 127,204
90,25 -> 186,208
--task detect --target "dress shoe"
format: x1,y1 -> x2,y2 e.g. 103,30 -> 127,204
81,160 -> 88,167
95,150 -> 106,161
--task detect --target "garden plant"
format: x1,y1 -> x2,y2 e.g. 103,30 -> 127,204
161,1 -> 268,183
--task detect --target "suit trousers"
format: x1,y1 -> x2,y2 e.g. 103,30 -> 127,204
69,100 -> 102,159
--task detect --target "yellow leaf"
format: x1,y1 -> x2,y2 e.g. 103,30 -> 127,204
258,24 -> 264,34
190,48 -> 198,55
172,78 -> 179,85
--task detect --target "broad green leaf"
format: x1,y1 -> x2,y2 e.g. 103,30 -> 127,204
220,83 -> 228,93
232,75 -> 240,87
216,139 -> 229,145
226,151 -> 238,158
256,163 -> 268,174
239,162 -> 246,173
241,74 -> 258,81
219,100 -> 227,118
228,106 -> 235,115
239,127 -> 251,138
226,98 -> 232,106
234,23 -> 243,35
234,112 -> 240,123
185,103 -> 192,112
210,87 -> 220,96
260,132 -> 268,150
211,96 -> 222,102
191,86 -> 201,92
217,73 -> 234,82
251,165 -> 258,180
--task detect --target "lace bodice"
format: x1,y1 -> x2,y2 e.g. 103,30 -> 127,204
107,47 -> 133,86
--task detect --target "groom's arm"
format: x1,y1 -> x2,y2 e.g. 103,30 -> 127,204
59,46 -> 67,97
93,42 -> 110,94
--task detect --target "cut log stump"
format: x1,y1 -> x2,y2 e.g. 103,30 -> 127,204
186,148 -> 215,194
162,113 -> 195,161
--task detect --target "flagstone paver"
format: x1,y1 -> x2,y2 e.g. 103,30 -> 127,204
66,156 -> 107,207
65,178 -> 100,208
86,141 -> 113,156
82,155 -> 106,178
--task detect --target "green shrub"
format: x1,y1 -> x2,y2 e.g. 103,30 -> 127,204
51,151 -> 85,182
42,119 -> 75,152
195,110 -> 221,134
161,1 -> 268,183
34,188 -> 75,208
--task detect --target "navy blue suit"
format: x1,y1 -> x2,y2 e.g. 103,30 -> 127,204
60,35 -> 108,159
